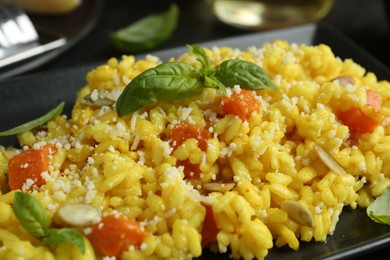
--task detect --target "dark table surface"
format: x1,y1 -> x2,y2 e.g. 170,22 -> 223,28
2,0 -> 390,259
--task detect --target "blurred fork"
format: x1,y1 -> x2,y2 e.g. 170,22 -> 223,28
0,1 -> 67,69
0,0 -> 39,48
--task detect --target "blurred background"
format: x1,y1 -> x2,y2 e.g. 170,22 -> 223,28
55,0 -> 390,66
0,0 -> 389,80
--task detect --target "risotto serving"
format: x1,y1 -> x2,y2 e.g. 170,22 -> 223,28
0,40 -> 389,259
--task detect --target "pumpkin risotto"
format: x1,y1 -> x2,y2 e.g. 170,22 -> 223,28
0,40 -> 389,259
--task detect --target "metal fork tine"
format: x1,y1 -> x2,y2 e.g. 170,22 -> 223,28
0,1 -> 39,48
0,4 -> 11,47
0,26 -> 9,46
0,3 -> 23,45
0,1 -> 67,69
7,2 -> 39,43
15,13 -> 39,42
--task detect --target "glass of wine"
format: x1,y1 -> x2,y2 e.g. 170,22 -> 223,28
207,0 -> 335,30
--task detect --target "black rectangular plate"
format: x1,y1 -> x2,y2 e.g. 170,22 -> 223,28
1,23 -> 390,259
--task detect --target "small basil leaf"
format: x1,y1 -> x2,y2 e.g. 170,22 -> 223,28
204,75 -> 226,94
43,228 -> 85,254
0,102 -> 64,137
215,59 -> 276,90
116,62 -> 203,116
12,192 -> 52,238
110,4 -> 179,53
367,189 -> 390,225
188,44 -> 212,76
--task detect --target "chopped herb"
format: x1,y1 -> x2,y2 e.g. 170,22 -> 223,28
81,91 -> 115,107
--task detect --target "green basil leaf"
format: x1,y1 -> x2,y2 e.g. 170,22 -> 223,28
12,192 -> 51,238
367,189 -> 390,225
215,59 -> 276,90
0,102 -> 64,137
110,4 -> 179,53
188,44 -> 213,76
43,228 -> 85,254
204,75 -> 226,94
116,62 -> 203,116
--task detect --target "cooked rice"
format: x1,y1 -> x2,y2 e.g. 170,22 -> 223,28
0,40 -> 389,259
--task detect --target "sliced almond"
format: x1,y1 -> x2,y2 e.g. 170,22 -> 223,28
332,75 -> 356,86
314,144 -> 346,175
203,182 -> 235,192
56,203 -> 102,227
281,200 -> 314,228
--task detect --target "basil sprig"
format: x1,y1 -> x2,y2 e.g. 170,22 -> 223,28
12,192 -> 85,254
189,45 -> 226,93
116,44 -> 276,116
110,4 -> 179,53
0,102 -> 64,137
